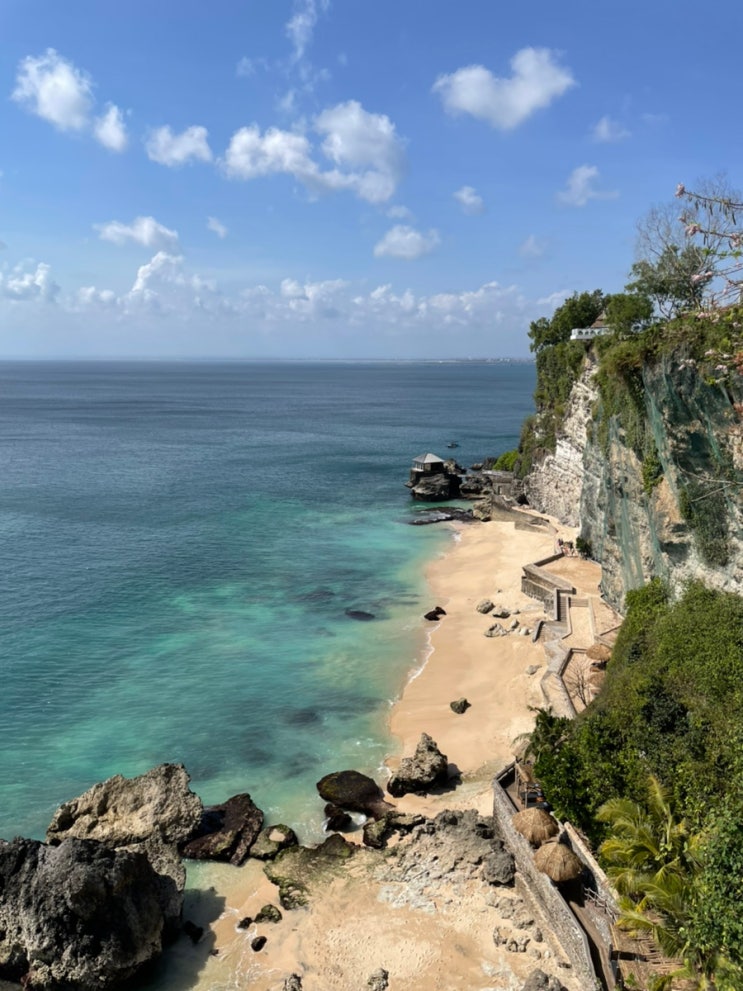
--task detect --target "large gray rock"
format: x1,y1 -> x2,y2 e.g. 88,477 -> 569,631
521,969 -> 566,991
0,836 -> 179,990
387,733 -> 449,797
46,763 -> 203,922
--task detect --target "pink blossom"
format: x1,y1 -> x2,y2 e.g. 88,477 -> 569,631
685,223 -> 701,237
675,183 -> 686,197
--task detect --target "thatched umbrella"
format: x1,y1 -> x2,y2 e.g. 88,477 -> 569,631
587,643 -> 612,665
534,839 -> 583,883
512,808 -> 559,847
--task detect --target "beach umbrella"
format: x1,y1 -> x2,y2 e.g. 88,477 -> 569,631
512,808 -> 559,847
534,839 -> 583,883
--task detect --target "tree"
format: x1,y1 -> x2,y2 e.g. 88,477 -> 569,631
676,182 -> 743,309
528,289 -> 605,352
604,291 -> 654,337
627,245 -> 711,317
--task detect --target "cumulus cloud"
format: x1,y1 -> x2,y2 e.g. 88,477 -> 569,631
537,289 -> 573,309
286,0 -> 329,62
453,185 -> 484,215
146,125 -> 212,167
95,216 -> 179,250
433,48 -> 575,130
94,104 -> 128,152
387,205 -> 413,221
519,234 -> 547,258
557,165 -> 618,207
222,100 -> 405,204
207,217 -> 228,238
373,225 -> 440,260
1,261 -> 59,302
12,49 -> 92,131
592,115 -> 630,142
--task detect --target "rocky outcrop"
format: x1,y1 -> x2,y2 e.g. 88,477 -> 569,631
521,969 -> 567,991
250,824 -> 298,860
524,350 -> 743,609
387,733 -> 449,797
316,770 -> 393,819
362,811 -> 425,849
0,836 -> 179,990
181,793 -> 264,865
263,833 -> 359,909
46,763 -> 202,925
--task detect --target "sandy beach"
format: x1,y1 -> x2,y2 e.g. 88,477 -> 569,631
174,513 -> 590,991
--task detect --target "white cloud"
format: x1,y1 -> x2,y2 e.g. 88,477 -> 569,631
537,289 -> 572,309
146,125 -> 213,167
453,185 -> 484,215
222,100 -> 405,204
95,216 -> 179,250
373,225 -> 440,260
12,49 -> 93,131
1,261 -> 59,302
592,115 -> 630,142
286,0 -> 329,62
76,286 -> 117,308
557,165 -> 618,207
520,234 -> 547,258
130,251 -> 185,296
94,104 -> 128,152
433,48 -> 575,130
387,205 -> 414,221
207,217 -> 228,239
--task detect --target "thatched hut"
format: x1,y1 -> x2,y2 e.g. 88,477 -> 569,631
534,838 -> 583,883
586,643 -> 612,668
512,808 -> 559,847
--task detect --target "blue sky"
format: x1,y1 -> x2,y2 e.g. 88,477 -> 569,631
1,0 -> 741,358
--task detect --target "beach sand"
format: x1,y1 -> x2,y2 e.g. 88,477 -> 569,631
174,513 -> 589,991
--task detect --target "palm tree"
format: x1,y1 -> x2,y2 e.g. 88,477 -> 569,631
597,777 -> 723,990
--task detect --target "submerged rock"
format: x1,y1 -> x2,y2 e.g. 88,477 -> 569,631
387,734 -> 449,797
345,609 -> 376,621
264,833 -> 357,909
181,793 -> 264,866
0,836 -> 179,990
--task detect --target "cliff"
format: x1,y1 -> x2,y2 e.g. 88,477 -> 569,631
524,347 -> 743,611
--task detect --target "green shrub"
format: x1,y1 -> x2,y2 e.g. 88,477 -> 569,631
493,449 -> 518,471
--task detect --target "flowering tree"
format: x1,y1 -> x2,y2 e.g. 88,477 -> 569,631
676,182 -> 743,310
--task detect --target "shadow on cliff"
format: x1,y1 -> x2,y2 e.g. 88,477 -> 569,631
130,886 -> 226,991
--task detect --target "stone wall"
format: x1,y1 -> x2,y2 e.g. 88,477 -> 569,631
492,780 -> 596,987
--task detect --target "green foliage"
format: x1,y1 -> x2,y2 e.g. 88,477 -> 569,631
679,481 -> 730,567
627,244 -> 711,317
604,292 -> 654,338
492,449 -> 518,471
527,289 -> 605,353
575,535 -> 593,558
642,445 -> 663,495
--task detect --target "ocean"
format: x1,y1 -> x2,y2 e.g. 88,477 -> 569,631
0,359 -> 535,847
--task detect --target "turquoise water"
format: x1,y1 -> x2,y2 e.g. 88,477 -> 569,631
0,360 -> 535,843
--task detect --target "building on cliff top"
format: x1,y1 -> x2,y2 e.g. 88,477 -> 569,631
570,312 -> 610,342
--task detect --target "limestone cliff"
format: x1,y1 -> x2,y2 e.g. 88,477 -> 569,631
524,349 -> 743,611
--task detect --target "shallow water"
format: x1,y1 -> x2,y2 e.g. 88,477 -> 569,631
0,359 -> 534,846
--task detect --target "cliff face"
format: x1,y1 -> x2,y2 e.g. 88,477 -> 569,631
525,351 -> 743,611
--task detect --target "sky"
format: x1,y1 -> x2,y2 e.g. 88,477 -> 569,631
1,0 -> 742,359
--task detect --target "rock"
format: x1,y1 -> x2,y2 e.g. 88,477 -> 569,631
509,618 -> 520,630
0,836 -> 179,990
521,969 -> 567,991
525,665 -> 541,676
345,609 -> 376,621
481,844 -> 516,885
450,697 -> 471,714
250,824 -> 298,860
183,920 -> 203,943
264,834 -> 356,909
181,793 -> 264,866
408,508 -> 474,525
237,916 -> 253,930
362,812 -> 425,849
255,904 -> 282,924
317,770 -> 392,818
367,968 -> 390,990
476,599 -> 495,614
251,935 -> 267,952
323,803 -> 353,833
387,734 -> 449,797
283,976 -> 303,991
408,472 -> 460,502
485,623 -> 507,638
424,605 -> 446,620
46,763 -> 202,925
491,606 -> 511,619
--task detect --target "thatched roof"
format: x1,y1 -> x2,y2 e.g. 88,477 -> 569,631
586,643 -> 612,662
512,808 -> 559,847
533,838 -> 583,883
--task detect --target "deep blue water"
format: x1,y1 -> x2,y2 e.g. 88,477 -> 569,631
0,360 -> 535,841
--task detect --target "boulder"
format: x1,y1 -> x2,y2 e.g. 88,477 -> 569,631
316,771 -> 392,819
408,472 -> 460,502
450,697 -> 471,715
485,623 -> 507,638
387,734 -> 449,797
181,793 -> 264,866
264,834 -> 356,909
255,904 -> 282,924
0,836 -> 179,990
492,606 -> 511,619
521,970 -> 566,991
46,763 -> 203,924
283,976 -> 303,991
250,824 -> 298,861
362,812 -> 425,850
367,968 -> 390,990
251,935 -> 267,952
323,804 -> 353,833
476,599 -> 495,614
